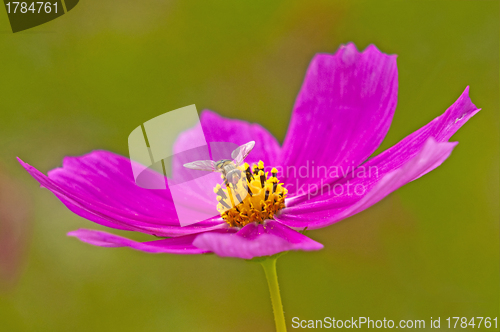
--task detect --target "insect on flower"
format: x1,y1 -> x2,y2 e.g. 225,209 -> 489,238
183,141 -> 255,187
183,141 -> 256,210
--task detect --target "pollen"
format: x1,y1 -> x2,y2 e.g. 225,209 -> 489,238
214,161 -> 287,228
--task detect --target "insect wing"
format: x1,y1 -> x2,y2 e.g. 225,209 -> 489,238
231,141 -> 255,165
183,160 -> 218,172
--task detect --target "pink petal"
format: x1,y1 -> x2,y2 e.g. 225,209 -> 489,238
276,137 -> 457,229
18,153 -> 226,237
192,220 -> 323,259
198,110 -> 281,166
68,229 -> 209,254
362,86 -> 479,179
284,87 -> 479,209
278,43 -> 398,194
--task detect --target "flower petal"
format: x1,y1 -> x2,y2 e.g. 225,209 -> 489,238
199,110 -> 281,166
18,152 -> 226,237
192,220 -> 323,259
283,87 -> 479,209
279,43 -> 398,192
362,87 -> 479,173
276,137 -> 457,229
68,229 -> 209,254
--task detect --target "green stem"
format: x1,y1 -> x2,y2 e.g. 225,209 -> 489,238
260,256 -> 287,332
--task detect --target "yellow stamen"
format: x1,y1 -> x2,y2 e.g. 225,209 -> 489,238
214,161 -> 287,228
226,184 -> 236,208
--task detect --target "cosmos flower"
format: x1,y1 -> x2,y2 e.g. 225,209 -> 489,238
18,43 -> 479,260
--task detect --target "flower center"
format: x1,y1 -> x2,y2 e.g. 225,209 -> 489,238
213,160 -> 288,227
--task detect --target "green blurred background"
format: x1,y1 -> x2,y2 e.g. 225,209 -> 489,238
0,1 -> 498,331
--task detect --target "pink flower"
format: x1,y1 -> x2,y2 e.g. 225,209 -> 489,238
19,43 -> 479,260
